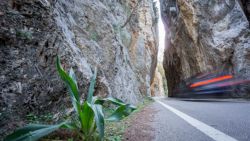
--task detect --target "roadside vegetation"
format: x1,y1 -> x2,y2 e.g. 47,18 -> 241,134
105,97 -> 154,141
4,57 -> 136,141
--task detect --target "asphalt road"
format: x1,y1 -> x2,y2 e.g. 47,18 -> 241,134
152,98 -> 250,141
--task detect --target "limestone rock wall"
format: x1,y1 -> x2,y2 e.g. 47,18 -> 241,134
160,0 -> 250,96
151,64 -> 165,97
0,0 -> 158,137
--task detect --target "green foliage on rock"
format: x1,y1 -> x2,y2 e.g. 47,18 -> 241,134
4,56 -> 136,141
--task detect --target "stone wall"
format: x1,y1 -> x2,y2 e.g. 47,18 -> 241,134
0,0 -> 158,137
160,0 -> 250,97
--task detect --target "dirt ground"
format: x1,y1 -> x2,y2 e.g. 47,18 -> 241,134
123,103 -> 157,141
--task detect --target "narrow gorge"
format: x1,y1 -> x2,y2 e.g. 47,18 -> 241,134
1,0 -> 250,140
160,0 -> 250,97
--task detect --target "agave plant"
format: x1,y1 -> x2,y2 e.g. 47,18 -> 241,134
4,56 -> 136,141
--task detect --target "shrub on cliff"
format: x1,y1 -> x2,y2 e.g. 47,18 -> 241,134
4,57 -> 136,141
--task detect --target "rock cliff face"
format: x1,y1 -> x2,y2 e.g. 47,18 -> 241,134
150,62 -> 169,97
160,0 -> 250,96
0,0 -> 158,137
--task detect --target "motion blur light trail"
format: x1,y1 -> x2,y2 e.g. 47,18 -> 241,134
175,70 -> 250,97
194,79 -> 250,91
190,75 -> 233,88
189,89 -> 233,95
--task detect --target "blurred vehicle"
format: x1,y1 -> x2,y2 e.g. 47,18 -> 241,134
174,70 -> 250,98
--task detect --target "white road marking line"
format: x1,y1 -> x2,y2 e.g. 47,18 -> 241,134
156,100 -> 238,141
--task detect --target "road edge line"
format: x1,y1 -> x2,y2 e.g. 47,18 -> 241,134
156,100 -> 238,141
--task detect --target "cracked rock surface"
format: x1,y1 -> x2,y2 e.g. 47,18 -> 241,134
0,0 -> 158,137
161,0 -> 250,97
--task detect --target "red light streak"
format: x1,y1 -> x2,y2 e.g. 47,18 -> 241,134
190,75 -> 233,88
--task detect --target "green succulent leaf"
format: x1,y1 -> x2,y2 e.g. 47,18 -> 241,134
92,104 -> 105,140
105,104 -> 136,122
81,102 -> 95,136
56,56 -> 81,114
4,123 -> 67,141
56,56 -> 80,102
106,105 -> 127,122
105,97 -> 126,106
95,97 -> 125,106
125,104 -> 137,111
95,97 -> 136,110
87,67 -> 97,104
94,99 -> 105,105
69,68 -> 77,85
